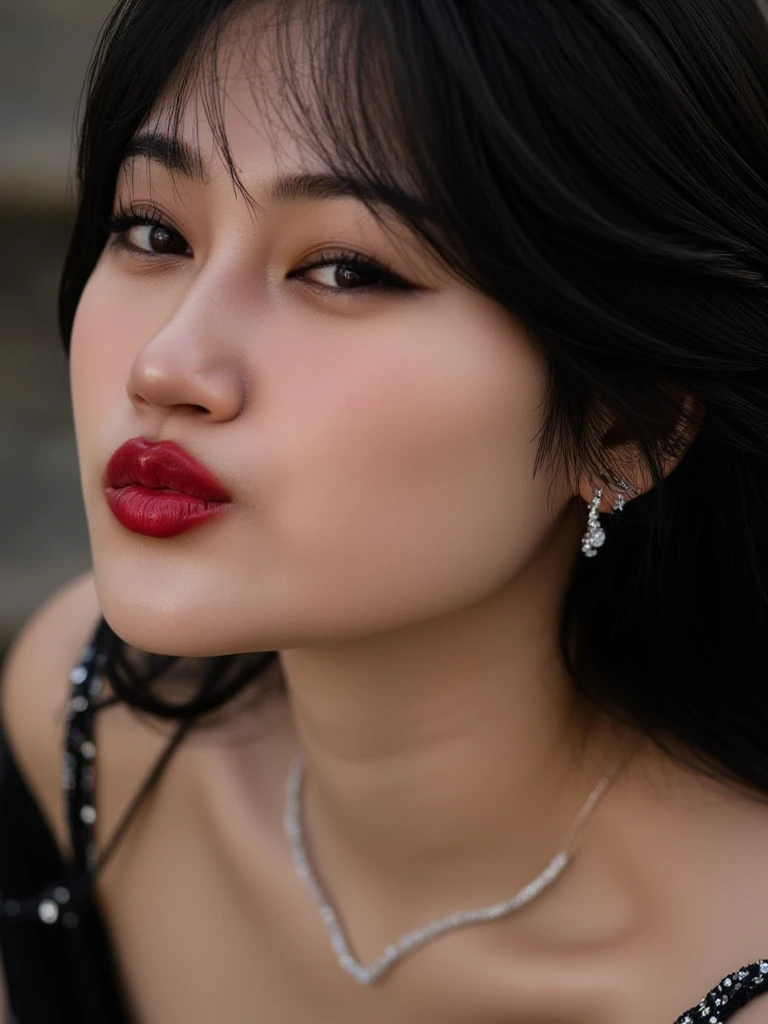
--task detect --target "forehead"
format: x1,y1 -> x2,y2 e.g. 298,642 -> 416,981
118,3 -> 428,224
139,8 -> 321,184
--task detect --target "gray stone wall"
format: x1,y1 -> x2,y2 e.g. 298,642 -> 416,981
1,3 -> 115,207
0,2 -> 114,656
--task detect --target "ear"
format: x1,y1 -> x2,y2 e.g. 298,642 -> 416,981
576,392 -> 703,513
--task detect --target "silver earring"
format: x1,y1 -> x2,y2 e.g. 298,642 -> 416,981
611,478 -> 630,513
581,488 -> 606,558
581,477 -> 632,558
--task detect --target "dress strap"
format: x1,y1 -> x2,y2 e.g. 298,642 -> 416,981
63,618 -> 111,875
63,618 -> 193,883
675,961 -> 768,1022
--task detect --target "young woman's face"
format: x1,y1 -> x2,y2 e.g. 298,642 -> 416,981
69,20 -> 579,656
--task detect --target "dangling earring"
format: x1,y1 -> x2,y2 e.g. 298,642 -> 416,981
581,477 -> 633,558
581,489 -> 606,558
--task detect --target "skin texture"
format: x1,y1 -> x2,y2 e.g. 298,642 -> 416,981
6,10 -> 768,1024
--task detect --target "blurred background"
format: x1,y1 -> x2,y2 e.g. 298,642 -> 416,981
0,0 -> 113,660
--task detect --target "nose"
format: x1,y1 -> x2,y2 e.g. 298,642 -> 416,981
126,287 -> 247,423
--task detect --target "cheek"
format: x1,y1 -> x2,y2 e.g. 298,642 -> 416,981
70,264 -> 133,433
69,261 -> 184,439
271,301 -> 558,613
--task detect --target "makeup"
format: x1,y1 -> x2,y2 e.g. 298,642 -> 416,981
105,438 -> 231,538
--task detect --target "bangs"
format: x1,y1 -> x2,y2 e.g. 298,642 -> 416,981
117,0 -> 461,278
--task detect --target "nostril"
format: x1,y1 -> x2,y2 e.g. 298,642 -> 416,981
174,403 -> 211,415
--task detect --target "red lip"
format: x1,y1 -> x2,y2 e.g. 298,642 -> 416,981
104,438 -> 232,538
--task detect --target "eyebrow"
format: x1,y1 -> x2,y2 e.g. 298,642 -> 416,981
120,131 -> 429,216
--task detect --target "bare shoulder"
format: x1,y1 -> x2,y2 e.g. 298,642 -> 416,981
0,570 -> 101,847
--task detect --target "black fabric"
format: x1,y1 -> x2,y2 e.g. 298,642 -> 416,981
673,964 -> 768,1023
0,745 -> 130,1022
1,617 -> 768,1023
0,732 -> 130,1021
0,621 -> 132,1024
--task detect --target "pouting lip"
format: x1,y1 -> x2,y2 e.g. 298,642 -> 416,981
105,438 -> 232,502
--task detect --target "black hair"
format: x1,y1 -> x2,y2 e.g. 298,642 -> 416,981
61,0 -> 768,793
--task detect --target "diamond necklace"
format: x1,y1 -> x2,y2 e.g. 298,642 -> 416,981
283,755 -> 618,986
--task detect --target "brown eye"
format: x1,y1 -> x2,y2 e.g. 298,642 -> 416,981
307,262 -> 381,289
126,223 -> 189,256
291,250 -> 412,293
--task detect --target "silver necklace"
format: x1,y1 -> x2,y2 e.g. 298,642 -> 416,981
284,756 -> 617,986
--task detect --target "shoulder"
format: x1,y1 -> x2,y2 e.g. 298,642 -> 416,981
0,570 -> 101,848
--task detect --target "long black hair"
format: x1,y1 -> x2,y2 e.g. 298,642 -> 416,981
60,0 -> 768,792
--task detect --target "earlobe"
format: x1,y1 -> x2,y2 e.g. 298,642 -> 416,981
577,466 -> 638,514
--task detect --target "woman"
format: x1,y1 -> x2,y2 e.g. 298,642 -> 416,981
3,0 -> 768,1020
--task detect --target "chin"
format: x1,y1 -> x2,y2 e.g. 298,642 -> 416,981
92,584 -> 235,661
92,581 -> 297,661
99,605 -> 217,658
88,541 -> 250,657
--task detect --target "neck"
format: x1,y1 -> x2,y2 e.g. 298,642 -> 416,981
278,524 -> 625,936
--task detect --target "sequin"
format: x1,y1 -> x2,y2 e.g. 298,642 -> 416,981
38,899 -> 59,925
69,665 -> 88,686
80,805 -> 97,825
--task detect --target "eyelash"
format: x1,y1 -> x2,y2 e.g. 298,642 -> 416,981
103,205 -> 413,294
